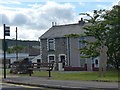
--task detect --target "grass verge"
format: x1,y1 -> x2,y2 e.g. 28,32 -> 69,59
13,70 -> 119,82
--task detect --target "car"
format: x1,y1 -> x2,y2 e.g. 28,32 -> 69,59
10,58 -> 33,74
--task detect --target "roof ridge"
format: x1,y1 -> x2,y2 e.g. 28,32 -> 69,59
53,23 -> 79,27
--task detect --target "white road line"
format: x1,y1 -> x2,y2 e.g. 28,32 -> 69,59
0,83 -> 41,88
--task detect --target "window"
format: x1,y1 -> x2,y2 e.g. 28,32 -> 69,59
48,39 -> 55,51
48,55 -> 55,63
49,56 -> 54,61
79,37 -> 86,49
95,59 -> 98,65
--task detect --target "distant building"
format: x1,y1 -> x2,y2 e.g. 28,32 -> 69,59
39,19 -> 99,71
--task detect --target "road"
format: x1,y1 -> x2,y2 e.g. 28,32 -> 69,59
1,82 -> 59,90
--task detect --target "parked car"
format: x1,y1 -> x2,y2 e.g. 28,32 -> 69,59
10,58 -> 33,74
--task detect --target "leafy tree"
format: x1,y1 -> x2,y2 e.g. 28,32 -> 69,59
104,5 -> 120,70
80,5 -> 120,71
80,10 -> 109,77
66,5 -> 120,73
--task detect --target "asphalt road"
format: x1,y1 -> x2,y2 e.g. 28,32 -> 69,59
1,82 -> 59,90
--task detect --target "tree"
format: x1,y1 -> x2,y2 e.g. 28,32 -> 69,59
80,10 -> 109,77
80,5 -> 120,71
66,5 -> 120,74
104,5 -> 120,70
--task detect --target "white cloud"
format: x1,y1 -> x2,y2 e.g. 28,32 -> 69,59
0,1 -> 77,40
1,0 -> 117,40
112,0 -> 120,6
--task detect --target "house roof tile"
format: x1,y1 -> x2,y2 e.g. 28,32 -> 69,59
40,23 -> 85,39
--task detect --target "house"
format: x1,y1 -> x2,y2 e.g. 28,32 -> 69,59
39,19 -> 99,71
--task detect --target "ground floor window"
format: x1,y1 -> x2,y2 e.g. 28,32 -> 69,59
48,54 -> 55,63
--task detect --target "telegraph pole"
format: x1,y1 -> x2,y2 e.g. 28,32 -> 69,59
16,27 -> 18,61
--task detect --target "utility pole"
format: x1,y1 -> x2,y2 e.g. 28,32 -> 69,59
16,27 -> 18,61
3,24 -> 10,79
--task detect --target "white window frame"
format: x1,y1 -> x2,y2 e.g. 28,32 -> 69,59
47,38 -> 55,51
48,54 -> 55,63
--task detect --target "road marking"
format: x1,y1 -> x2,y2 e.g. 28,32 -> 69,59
0,82 -> 42,88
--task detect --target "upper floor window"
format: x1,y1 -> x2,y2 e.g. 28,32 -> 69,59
47,39 -> 55,51
79,37 -> 86,49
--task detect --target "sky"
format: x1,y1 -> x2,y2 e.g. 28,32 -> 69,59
0,0 -> 119,41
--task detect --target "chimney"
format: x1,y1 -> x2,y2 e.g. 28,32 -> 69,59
55,22 -> 57,26
52,22 -> 57,27
78,18 -> 85,25
52,22 -> 54,26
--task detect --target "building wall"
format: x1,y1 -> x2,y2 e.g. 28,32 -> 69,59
86,58 -> 92,71
69,38 -> 80,67
40,36 -> 98,71
41,37 -> 67,63
40,39 -> 48,62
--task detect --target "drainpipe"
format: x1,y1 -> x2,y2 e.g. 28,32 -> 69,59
67,37 -> 71,66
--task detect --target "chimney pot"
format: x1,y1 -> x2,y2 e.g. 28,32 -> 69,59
78,18 -> 85,25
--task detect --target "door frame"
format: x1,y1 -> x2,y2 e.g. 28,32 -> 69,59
59,54 -> 66,67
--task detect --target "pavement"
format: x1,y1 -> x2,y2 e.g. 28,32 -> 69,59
2,75 -> 120,90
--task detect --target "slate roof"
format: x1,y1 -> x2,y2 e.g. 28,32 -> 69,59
40,22 -> 85,39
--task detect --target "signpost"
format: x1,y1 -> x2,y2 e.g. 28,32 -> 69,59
3,24 -> 10,79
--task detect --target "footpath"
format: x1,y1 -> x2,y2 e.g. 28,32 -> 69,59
2,75 -> 119,90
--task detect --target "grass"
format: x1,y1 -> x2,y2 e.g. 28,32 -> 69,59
6,69 -> 119,82
21,70 -> 119,82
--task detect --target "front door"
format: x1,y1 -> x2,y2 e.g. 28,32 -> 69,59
59,55 -> 66,68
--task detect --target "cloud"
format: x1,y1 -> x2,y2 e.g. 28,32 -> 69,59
112,0 -> 120,6
16,1 -> 76,30
0,1 -> 77,40
0,1 -> 76,29
1,1 -> 116,40
12,13 -> 28,26
0,14 -> 10,25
